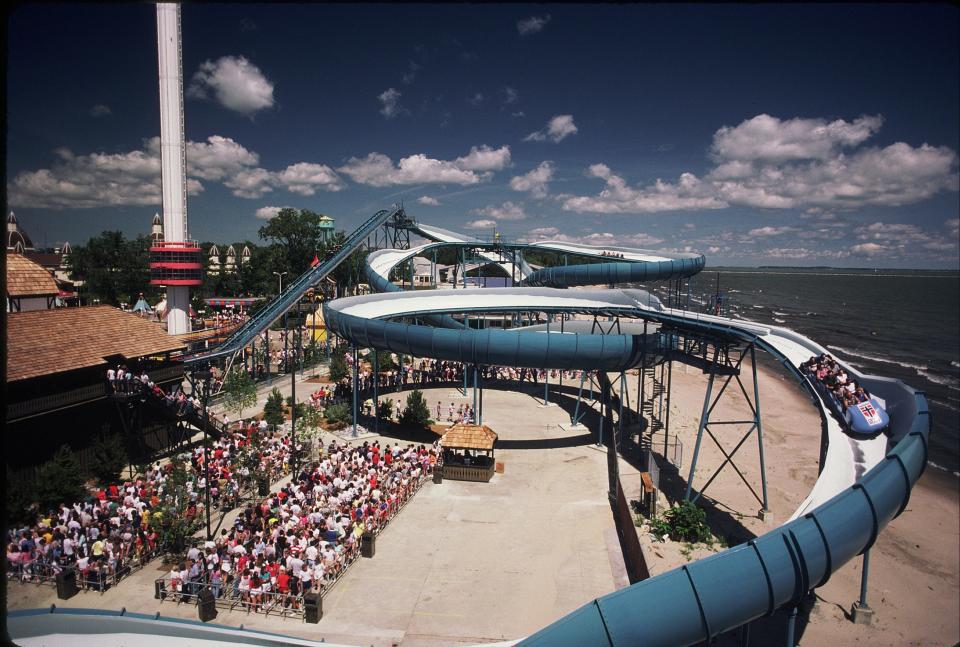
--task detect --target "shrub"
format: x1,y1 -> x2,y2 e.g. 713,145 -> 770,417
223,368 -> 257,420
324,402 -> 352,426
650,501 -> 712,543
378,398 -> 394,419
400,389 -> 431,428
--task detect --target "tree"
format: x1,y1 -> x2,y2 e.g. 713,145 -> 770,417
258,208 -> 330,278
324,402 -> 352,426
328,347 -> 349,382
148,454 -> 199,557
263,388 -> 286,428
68,231 -> 154,306
224,368 -> 258,421
34,445 -> 87,516
400,389 -> 431,428
91,431 -> 128,485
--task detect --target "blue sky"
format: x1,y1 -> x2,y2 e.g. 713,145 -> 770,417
6,4 -> 959,267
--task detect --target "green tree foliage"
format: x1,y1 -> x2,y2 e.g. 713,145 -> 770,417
34,445 -> 87,515
378,398 -> 394,420
258,208 -> 333,278
148,454 -> 198,556
224,368 -> 258,420
68,231 -> 154,306
7,466 -> 36,526
400,389 -> 431,428
263,388 -> 286,427
375,350 -> 396,371
91,431 -> 128,485
328,347 -> 349,382
324,402 -> 352,426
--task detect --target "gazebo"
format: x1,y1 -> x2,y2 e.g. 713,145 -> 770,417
439,424 -> 498,482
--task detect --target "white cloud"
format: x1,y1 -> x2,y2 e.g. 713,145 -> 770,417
712,114 -> 884,163
563,166 -> 727,214
89,104 -> 111,117
511,111 -> 526,118
7,135 -> 344,208
465,219 -> 497,229
187,55 -> 274,115
402,61 -> 421,85
224,167 -> 274,199
255,206 -> 289,219
562,113 -> 958,214
454,145 -> 512,171
524,115 -> 578,143
517,15 -> 551,36
519,229 -> 665,248
509,161 -> 555,198
468,201 -> 527,221
746,226 -> 800,237
338,146 -> 510,187
850,242 -> 887,257
378,88 -> 405,118
502,87 -> 519,105
946,218 -> 960,237
274,162 -> 345,195
417,196 -> 440,206
468,92 -> 485,106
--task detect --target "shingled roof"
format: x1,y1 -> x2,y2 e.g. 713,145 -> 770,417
439,424 -> 498,451
7,306 -> 185,382
6,253 -> 58,297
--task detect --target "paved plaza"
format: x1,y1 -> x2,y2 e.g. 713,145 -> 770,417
7,382 -> 628,646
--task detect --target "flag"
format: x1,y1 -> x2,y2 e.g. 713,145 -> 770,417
310,254 -> 320,268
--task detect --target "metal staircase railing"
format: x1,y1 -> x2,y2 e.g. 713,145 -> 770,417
185,206 -> 402,364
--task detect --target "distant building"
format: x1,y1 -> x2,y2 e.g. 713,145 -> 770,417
150,212 -> 164,242
7,211 -> 78,304
6,253 -> 60,312
319,214 -> 335,242
208,244 -> 221,275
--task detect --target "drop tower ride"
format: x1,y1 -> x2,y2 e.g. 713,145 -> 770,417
150,3 -> 202,334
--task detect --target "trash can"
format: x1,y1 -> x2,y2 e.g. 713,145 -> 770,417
56,568 -> 78,600
155,578 -> 167,600
197,587 -> 217,622
361,532 -> 376,558
304,591 -> 323,623
257,477 -> 270,496
433,467 -> 443,484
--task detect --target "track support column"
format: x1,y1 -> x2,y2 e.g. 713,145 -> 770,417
352,346 -> 359,437
373,350 -> 380,434
753,345 -> 771,519
685,369 -> 716,501
851,549 -> 874,624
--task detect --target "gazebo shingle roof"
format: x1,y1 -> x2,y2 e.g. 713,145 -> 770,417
7,305 -> 186,382
439,424 -> 498,451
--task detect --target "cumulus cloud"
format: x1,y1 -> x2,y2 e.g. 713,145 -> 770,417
417,196 -> 440,206
501,87 -> 519,105
563,165 -> 727,214
468,92 -> 485,106
509,161 -> 554,198
745,226 -> 800,238
850,242 -> 887,257
255,206 -> 288,219
7,135 -> 343,208
378,88 -> 405,118
468,201 -> 527,221
187,56 -> 274,115
402,61 -> 421,85
711,114 -> 884,163
89,104 -> 112,118
274,162 -> 345,195
517,15 -> 551,36
562,113 -> 959,214
524,115 -> 578,143
465,219 -> 497,229
337,145 -> 510,187
519,229 -> 665,248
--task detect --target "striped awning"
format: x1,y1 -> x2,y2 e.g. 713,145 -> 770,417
204,297 -> 263,307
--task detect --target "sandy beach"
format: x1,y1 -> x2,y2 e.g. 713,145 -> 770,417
621,359 -> 960,646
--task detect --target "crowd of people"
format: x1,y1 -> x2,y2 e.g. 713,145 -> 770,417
165,438 -> 438,613
600,251 -> 626,259
801,353 -> 873,411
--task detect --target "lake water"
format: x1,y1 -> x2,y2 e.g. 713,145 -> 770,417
643,268 -> 959,476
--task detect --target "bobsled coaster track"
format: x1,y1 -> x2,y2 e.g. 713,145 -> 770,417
192,207 -> 927,646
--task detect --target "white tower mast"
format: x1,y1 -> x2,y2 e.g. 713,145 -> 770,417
156,3 -> 192,334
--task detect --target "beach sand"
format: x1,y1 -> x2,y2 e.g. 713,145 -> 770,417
620,359 -> 960,646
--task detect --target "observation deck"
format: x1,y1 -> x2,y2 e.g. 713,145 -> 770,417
149,240 -> 203,286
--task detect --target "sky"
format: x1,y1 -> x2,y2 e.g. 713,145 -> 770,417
5,4 -> 960,268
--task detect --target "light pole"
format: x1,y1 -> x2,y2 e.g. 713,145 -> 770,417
194,367 -> 213,541
272,271 -> 288,295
